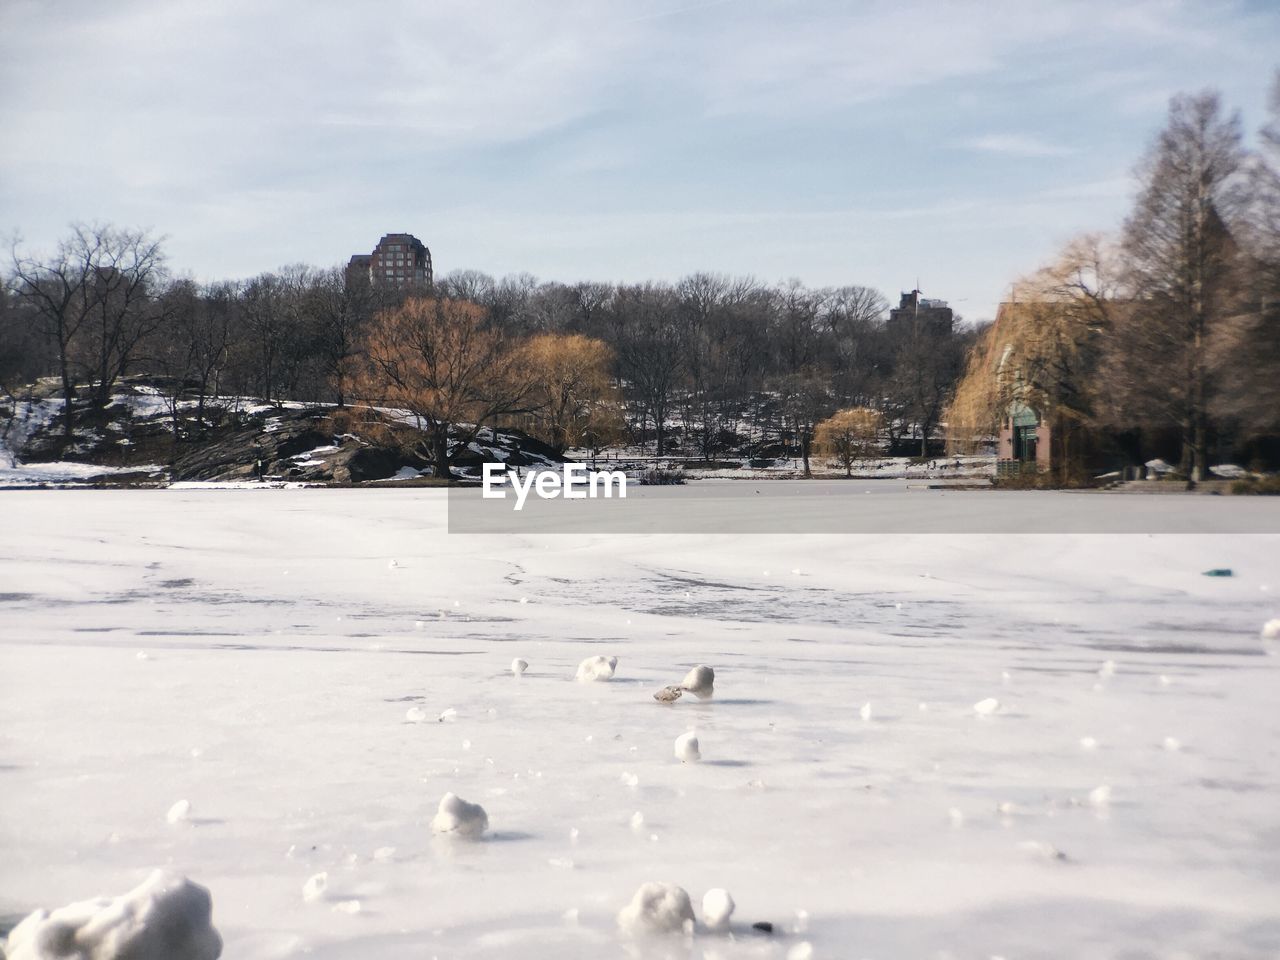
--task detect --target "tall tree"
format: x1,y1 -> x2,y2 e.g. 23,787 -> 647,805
357,297 -> 534,478
1113,91 -> 1246,481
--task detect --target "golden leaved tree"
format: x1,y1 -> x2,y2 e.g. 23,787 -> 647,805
814,407 -> 883,477
519,333 -> 624,455
947,235 -> 1117,478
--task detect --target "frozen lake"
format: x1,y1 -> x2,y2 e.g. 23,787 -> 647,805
1,488 -> 1278,959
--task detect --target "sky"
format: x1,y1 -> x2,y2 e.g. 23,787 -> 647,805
1,0 -> 1277,325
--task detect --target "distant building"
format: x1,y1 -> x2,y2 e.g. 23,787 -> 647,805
346,233 -> 432,287
888,289 -> 953,335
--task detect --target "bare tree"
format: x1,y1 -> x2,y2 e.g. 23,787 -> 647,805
1112,91 -> 1247,482
9,224 -> 166,438
357,297 -> 534,478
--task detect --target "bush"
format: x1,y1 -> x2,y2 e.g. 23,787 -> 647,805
639,466 -> 685,485
1231,475 -> 1280,495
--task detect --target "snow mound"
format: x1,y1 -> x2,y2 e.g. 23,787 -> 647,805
575,655 -> 618,682
5,870 -> 222,960
511,657 -> 529,676
166,799 -> 192,825
701,888 -> 735,932
430,792 -> 488,839
674,731 -> 701,763
302,872 -> 328,903
617,882 -> 695,935
973,697 -> 1000,716
680,665 -> 715,699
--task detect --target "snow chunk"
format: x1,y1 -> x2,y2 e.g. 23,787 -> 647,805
680,665 -> 715,699
859,702 -> 873,721
973,697 -> 1000,716
5,870 -> 222,960
617,882 -> 695,935
431,792 -> 488,839
701,888 -> 735,932
674,731 -> 701,763
302,872 -> 328,903
1262,618 -> 1280,640
511,657 -> 529,676
166,799 -> 192,825
575,655 -> 618,682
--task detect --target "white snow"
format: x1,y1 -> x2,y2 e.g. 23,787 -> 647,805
616,882 -> 695,935
701,887 -> 735,932
674,731 -> 701,763
301,872 -> 328,903
165,799 -> 192,825
680,664 -> 715,699
4,870 -> 222,960
574,655 -> 618,682
430,792 -> 489,839
1,489 -> 1277,960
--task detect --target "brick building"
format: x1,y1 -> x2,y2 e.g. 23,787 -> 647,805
888,289 -> 954,335
347,233 -> 432,287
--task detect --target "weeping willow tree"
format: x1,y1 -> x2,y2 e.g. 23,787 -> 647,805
947,236 -> 1119,479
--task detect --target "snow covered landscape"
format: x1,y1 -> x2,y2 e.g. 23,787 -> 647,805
2,489 -> 1278,958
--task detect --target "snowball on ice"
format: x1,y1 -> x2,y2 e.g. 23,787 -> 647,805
166,799 -> 192,825
674,731 -> 701,763
701,888 -> 735,932
302,872 -> 328,903
430,792 -> 488,839
575,655 -> 618,682
617,882 -> 695,935
680,665 -> 715,699
654,685 -> 683,703
973,698 -> 1000,716
5,870 -> 222,960
511,657 -> 529,677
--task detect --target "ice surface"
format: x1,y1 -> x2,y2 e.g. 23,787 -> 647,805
0,489 -> 1278,959
4,870 -> 221,960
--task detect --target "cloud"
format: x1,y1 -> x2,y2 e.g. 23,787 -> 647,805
960,134 -> 1077,158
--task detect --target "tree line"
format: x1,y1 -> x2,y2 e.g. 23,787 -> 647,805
949,73 -> 1280,482
2,229 -> 977,477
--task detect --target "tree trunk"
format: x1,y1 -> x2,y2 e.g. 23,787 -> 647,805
59,356 -> 75,440
434,429 -> 451,481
